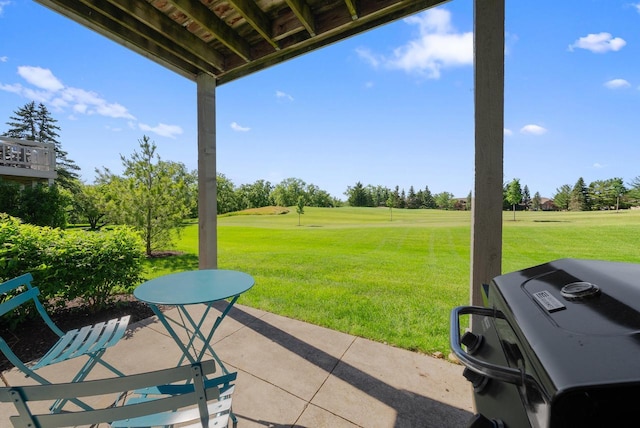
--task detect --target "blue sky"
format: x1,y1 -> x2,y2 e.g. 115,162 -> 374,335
1,0 -> 639,200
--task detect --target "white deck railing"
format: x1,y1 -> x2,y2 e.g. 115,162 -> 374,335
0,136 -> 57,183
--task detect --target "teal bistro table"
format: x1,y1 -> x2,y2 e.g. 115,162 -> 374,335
134,269 -> 254,373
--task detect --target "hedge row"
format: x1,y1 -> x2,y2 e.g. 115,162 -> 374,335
0,214 -> 145,315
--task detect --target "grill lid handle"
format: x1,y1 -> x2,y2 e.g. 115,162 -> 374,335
450,306 -> 539,388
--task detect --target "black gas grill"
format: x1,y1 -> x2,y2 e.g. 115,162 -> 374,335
451,258 -> 640,428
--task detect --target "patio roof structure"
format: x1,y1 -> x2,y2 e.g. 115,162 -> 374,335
34,0 -> 504,306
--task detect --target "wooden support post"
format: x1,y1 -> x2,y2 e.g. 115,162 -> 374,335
470,0 -> 505,307
197,74 -> 218,269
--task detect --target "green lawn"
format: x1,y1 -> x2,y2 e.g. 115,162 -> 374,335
143,207 -> 640,356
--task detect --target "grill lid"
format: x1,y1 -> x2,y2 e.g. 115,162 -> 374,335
489,258 -> 640,395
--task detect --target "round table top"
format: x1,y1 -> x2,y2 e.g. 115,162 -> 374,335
134,269 -> 254,305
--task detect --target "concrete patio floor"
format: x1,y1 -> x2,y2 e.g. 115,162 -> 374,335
1,303 -> 474,427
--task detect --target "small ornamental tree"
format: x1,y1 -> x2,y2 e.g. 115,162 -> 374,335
296,196 -> 305,226
506,178 -> 523,221
96,136 -> 191,256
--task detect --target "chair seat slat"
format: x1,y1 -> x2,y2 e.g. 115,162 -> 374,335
111,395 -> 233,427
1,273 -> 132,413
1,362 -> 236,428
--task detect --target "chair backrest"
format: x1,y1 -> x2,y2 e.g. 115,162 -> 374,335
0,360 -> 236,428
0,273 -> 64,337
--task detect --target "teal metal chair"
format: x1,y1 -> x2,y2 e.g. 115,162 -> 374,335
0,273 -> 130,412
0,360 -> 237,427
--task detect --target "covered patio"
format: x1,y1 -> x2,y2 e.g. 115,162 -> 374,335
2,0 -> 506,425
1,302 -> 474,427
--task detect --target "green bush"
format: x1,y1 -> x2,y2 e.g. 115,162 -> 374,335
0,214 -> 145,312
0,180 -> 69,228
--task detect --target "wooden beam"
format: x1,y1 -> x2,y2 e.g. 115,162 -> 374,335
221,0 -> 443,84
36,0 -> 207,79
197,74 -> 218,269
284,0 -> 316,36
168,0 -> 253,62
470,0 -> 505,307
343,0 -> 358,20
104,0 -> 226,71
228,0 -> 280,50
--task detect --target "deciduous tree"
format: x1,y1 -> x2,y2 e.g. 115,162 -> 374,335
97,136 -> 190,256
506,178 -> 522,220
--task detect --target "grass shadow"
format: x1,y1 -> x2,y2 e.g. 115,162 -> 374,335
146,253 -> 199,272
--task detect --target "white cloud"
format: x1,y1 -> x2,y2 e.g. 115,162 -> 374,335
0,1 -> 10,15
0,56 -> 8,62
0,82 -> 22,94
604,78 -> 631,89
0,65 -> 140,123
504,128 -> 513,136
355,47 -> 381,68
357,8 -> 472,78
231,122 -> 250,132
593,163 -> 606,169
568,32 -> 626,53
138,122 -> 183,139
634,3 -> 640,14
520,124 -> 547,135
364,81 -> 374,89
275,90 -> 293,101
18,66 -> 64,91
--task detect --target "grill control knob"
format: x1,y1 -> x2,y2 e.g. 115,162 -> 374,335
463,367 -> 489,393
561,281 -> 600,300
461,331 -> 484,354
467,414 -> 505,428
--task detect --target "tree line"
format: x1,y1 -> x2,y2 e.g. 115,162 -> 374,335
3,101 -> 640,256
343,182 -> 467,210
504,176 -> 640,214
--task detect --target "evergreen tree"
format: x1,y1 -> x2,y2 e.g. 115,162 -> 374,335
569,177 -> 590,211
97,135 -> 190,255
522,185 -> 531,210
421,186 -> 435,208
532,192 -> 542,211
407,186 -> 419,209
553,184 -> 571,210
3,102 -> 80,190
392,186 -> 401,208
627,176 -> 640,207
345,181 -> 368,207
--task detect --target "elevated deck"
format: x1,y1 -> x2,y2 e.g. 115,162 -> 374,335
0,136 -> 57,185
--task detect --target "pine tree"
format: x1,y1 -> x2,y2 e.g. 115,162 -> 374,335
532,191 -> 542,211
569,177 -> 590,211
3,102 -> 80,190
522,185 -> 531,210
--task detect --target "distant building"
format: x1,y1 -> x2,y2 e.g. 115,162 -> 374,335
539,198 -> 557,211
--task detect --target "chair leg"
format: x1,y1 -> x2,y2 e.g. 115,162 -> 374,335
230,407 -> 238,428
50,350 -> 112,413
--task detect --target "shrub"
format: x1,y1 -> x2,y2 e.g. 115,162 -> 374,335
0,214 -> 145,313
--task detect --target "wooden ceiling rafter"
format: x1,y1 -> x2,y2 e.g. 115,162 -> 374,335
35,0 -> 450,84
167,0 -> 253,62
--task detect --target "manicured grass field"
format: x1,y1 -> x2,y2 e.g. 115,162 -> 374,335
143,207 -> 640,357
